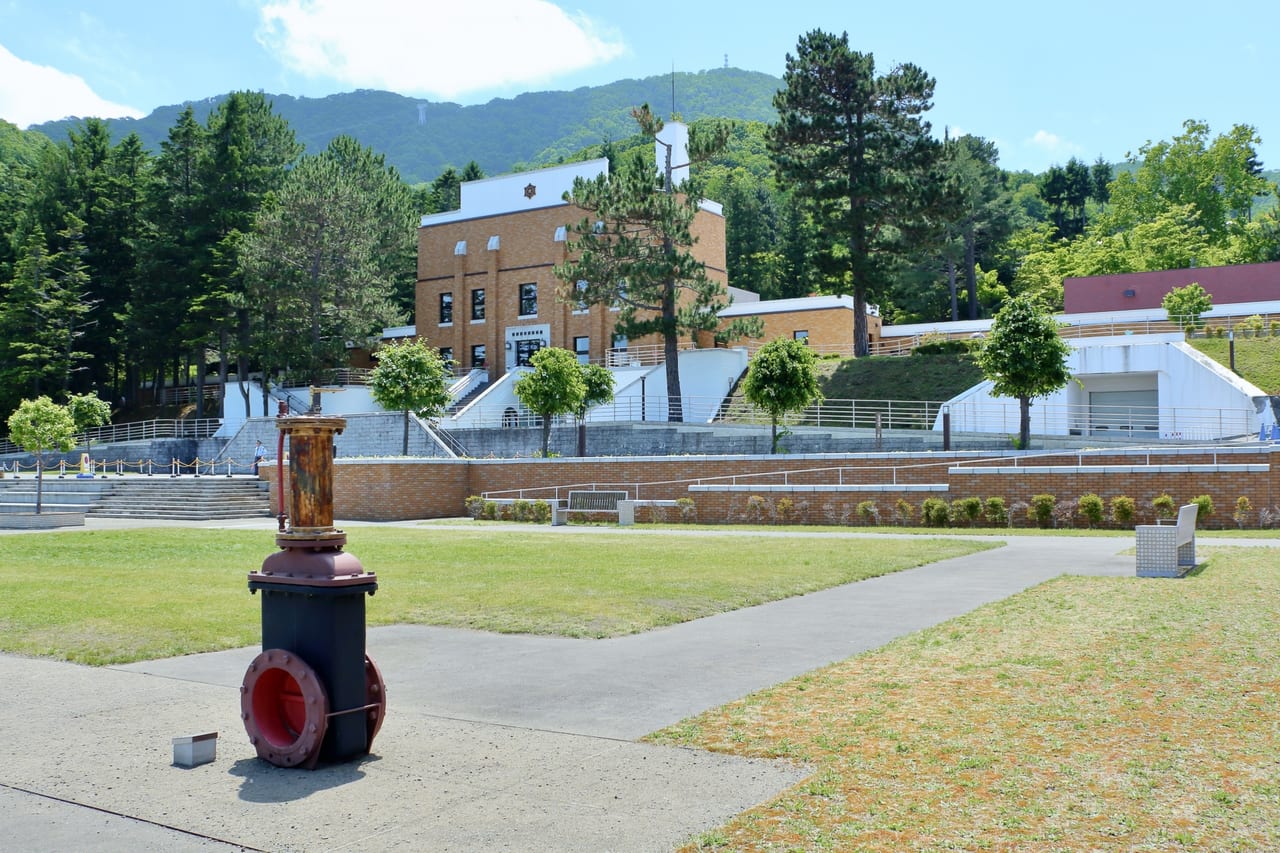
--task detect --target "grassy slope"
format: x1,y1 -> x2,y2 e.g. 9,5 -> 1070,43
1190,335 -> 1280,394
819,352 -> 986,402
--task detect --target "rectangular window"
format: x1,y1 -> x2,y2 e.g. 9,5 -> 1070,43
470,288 -> 485,321
439,292 -> 453,325
438,346 -> 453,367
515,339 -> 542,367
470,344 -> 486,368
573,280 -> 589,314
573,335 -> 590,363
793,330 -> 810,342
519,282 -> 537,317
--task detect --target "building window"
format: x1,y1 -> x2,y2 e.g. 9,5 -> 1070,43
438,346 -> 453,367
439,292 -> 453,325
519,282 -> 537,317
515,338 -> 542,367
793,330 -> 809,342
612,333 -> 628,351
573,280 -> 589,314
470,344 -> 486,368
574,336 -> 590,363
471,288 -> 485,321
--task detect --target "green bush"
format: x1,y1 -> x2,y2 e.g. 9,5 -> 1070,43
983,496 -> 1008,527
481,500 -> 498,520
1234,496 -> 1253,529
1152,493 -> 1176,520
745,495 -> 771,524
913,338 -> 973,356
894,498 -> 915,526
1077,493 -> 1105,528
953,496 -> 983,526
1029,494 -> 1056,528
1110,495 -> 1136,526
511,499 -> 532,521
465,495 -> 485,519
1191,494 -> 1214,526
676,497 -> 697,523
531,500 -> 552,523
776,497 -> 796,523
857,500 -> 879,525
921,497 -> 951,527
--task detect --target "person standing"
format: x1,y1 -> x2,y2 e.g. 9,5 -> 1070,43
253,440 -> 267,475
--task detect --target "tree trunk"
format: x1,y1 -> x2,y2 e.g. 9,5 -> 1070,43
663,275 -> 683,423
35,454 -> 44,514
576,420 -> 586,457
541,417 -> 551,457
853,287 -> 869,357
402,409 -> 410,456
964,225 -> 979,320
1019,396 -> 1031,451
771,418 -> 779,454
947,258 -> 958,321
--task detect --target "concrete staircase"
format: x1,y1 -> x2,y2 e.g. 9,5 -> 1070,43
83,478 -> 273,520
0,477 -> 114,515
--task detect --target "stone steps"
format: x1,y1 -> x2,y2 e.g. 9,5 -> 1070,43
85,479 -> 272,520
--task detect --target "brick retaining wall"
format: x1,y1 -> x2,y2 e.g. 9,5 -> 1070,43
261,445 -> 1280,528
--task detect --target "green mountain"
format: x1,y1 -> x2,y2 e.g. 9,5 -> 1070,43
28,68 -> 781,185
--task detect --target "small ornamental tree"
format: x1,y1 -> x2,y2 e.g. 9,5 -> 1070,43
575,361 -> 615,457
742,337 -> 824,453
1162,282 -> 1212,334
7,396 -> 77,513
975,295 -> 1072,451
513,347 -> 587,457
65,393 -> 112,464
368,340 -> 452,455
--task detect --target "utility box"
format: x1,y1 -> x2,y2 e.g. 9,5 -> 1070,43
241,416 -> 385,769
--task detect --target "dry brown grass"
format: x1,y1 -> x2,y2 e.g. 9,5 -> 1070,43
650,546 -> 1280,851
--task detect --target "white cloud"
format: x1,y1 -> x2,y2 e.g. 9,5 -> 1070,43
0,44 -> 144,128
255,0 -> 627,99
1028,129 -> 1081,160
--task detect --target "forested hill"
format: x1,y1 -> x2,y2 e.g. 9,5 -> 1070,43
29,67 -> 781,185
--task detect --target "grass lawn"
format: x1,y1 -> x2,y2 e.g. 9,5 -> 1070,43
650,546 -> 1280,851
0,527 -> 993,665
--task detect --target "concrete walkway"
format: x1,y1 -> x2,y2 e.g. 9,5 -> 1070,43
0,522 -> 1194,851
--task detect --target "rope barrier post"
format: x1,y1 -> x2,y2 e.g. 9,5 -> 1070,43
194,457 -> 201,478
58,459 -> 66,479
226,459 -> 233,477
171,458 -> 177,478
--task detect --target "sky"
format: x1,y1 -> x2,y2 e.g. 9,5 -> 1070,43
0,0 -> 1275,175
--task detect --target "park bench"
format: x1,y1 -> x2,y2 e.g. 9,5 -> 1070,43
616,499 -> 681,526
1135,503 -> 1199,577
555,490 -> 630,525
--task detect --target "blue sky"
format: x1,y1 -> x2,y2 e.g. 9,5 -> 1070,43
0,0 -> 1275,175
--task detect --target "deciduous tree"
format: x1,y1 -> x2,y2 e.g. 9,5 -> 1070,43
513,347 -> 587,457
368,339 -> 452,455
1162,282 -> 1213,334
975,296 -> 1072,450
7,396 -> 76,513
742,337 -> 824,453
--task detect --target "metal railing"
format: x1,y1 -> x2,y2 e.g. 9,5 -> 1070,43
0,418 -> 223,457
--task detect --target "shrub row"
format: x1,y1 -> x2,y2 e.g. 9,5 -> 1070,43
465,493 -> 1277,529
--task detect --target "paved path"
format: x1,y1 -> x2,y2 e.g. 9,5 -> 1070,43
2,522 -> 1254,851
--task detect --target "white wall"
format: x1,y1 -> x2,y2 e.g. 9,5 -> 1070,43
936,335 -> 1273,440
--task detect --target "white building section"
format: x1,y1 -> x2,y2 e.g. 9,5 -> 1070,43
937,334 -> 1275,441
419,158 -> 610,227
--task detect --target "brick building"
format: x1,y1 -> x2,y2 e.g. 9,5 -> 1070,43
716,294 -> 882,353
414,124 -> 727,381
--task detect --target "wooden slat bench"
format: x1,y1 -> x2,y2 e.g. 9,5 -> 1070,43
554,490 -> 630,525
1135,503 -> 1199,577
